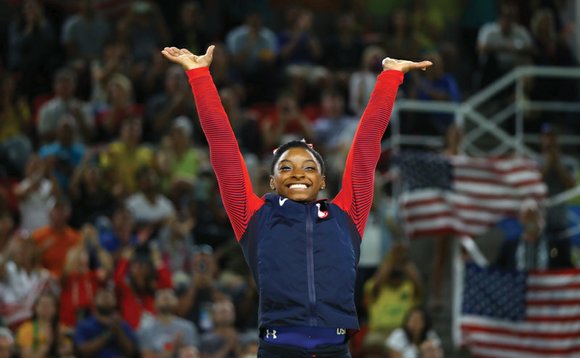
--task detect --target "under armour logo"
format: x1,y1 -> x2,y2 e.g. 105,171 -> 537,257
279,197 -> 288,206
316,203 -> 328,219
265,329 -> 277,339
336,328 -> 346,335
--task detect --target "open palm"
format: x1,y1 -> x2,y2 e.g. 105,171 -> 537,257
161,45 -> 215,70
382,57 -> 433,73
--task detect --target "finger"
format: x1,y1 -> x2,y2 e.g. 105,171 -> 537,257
206,44 -> 215,59
181,48 -> 194,56
415,60 -> 433,71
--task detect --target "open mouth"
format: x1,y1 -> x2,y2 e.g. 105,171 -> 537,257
288,183 -> 309,190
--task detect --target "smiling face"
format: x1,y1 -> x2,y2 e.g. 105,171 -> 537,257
270,147 -> 325,202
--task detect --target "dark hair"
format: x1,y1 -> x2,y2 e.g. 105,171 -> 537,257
32,293 -> 60,357
270,140 -> 326,175
402,306 -> 432,345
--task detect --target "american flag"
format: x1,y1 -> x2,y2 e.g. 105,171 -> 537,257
397,152 -> 547,238
459,263 -> 580,358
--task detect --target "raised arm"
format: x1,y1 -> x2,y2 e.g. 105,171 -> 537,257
333,58 -> 432,238
161,46 -> 263,241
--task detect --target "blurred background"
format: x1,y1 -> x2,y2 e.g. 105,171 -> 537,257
1,0 -> 579,357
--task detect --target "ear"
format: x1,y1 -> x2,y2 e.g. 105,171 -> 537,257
269,176 -> 275,190
320,176 -> 326,190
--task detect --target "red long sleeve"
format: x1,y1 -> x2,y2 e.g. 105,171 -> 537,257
333,70 -> 403,238
186,67 -> 263,241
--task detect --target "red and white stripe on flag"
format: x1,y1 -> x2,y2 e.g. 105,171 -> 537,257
400,155 -> 547,238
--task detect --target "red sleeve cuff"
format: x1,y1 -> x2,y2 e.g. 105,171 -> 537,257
186,67 -> 211,80
378,70 -> 404,85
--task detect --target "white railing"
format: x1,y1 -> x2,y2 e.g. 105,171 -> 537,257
390,65 -> 580,156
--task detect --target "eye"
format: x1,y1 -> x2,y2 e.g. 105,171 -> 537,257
279,166 -> 291,172
304,166 -> 316,171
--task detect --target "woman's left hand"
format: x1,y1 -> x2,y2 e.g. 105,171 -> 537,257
382,58 -> 433,73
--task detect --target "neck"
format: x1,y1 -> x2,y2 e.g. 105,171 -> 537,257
157,314 -> 173,324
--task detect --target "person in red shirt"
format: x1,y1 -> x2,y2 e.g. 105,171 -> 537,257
59,225 -> 113,328
114,245 -> 173,329
31,199 -> 80,279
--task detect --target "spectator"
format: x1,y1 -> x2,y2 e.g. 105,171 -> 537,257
537,124 -> 576,235
171,1 -> 208,55
191,170 -> 234,249
16,293 -> 73,358
0,212 -> 15,256
278,8 -> 322,68
349,46 -> 385,117
0,73 -> 32,178
143,65 -> 198,144
138,289 -> 200,358
59,225 -> 112,328
238,332 -> 259,358
0,327 -> 15,358
207,43 -> 245,99
0,235 -> 52,328
260,91 -> 315,149
225,11 -> 278,104
528,7 -> 578,103
68,151 -> 116,229
38,114 -> 86,192
97,205 -> 138,260
477,3 -> 533,87
99,117 -> 154,199
14,155 -> 58,233
125,166 -> 176,232
157,212 -> 195,278
323,12 -> 364,73
312,89 -> 357,194
90,39 -> 132,107
219,87 -> 263,158
37,68 -> 95,144
495,198 -> 573,271
177,245 -> 223,333
530,7 -> 577,68
116,1 -> 170,65
386,306 -> 443,358
383,8 -> 421,63
61,0 -> 111,67
114,246 -> 173,329
198,298 -> 239,358
74,287 -> 139,358
7,0 -> 59,100
31,199 -> 81,279
407,50 -> 461,135
93,73 -> 143,143
363,242 -> 423,345
156,116 -> 206,205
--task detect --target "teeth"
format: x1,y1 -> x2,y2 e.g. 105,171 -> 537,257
289,184 -> 308,189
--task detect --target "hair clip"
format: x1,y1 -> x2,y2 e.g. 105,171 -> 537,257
272,146 -> 280,155
300,138 -> 314,149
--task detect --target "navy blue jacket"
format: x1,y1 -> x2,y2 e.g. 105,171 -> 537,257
240,194 -> 361,329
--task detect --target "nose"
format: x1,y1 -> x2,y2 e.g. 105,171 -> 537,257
291,168 -> 305,178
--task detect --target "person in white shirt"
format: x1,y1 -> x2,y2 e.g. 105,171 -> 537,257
477,3 -> 533,87
386,306 -> 443,358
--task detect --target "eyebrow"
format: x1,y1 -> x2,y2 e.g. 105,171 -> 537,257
278,159 -> 317,165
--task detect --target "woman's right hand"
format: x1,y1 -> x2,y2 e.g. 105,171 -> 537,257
161,46 -> 215,71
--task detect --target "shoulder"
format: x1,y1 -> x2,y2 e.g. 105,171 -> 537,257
16,321 -> 33,335
386,328 -> 410,350
31,226 -> 51,240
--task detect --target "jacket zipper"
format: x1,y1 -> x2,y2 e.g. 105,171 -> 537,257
306,204 -> 317,326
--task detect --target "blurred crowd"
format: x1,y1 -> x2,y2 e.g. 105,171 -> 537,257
0,0 -> 578,357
